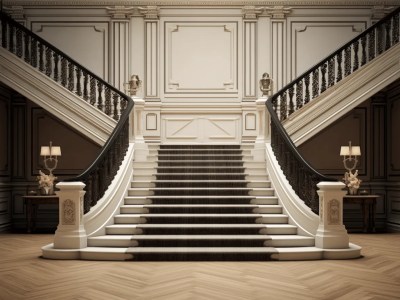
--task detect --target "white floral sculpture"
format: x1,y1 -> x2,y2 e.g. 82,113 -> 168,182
37,170 -> 57,194
344,169 -> 361,195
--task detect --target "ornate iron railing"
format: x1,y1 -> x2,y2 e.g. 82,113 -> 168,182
0,12 -> 134,213
271,7 -> 400,122
267,7 -> 400,214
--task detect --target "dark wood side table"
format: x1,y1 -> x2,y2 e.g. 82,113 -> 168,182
22,195 -> 59,233
343,195 -> 380,233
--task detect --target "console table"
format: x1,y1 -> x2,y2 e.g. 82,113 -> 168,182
23,195 -> 59,233
343,195 -> 380,233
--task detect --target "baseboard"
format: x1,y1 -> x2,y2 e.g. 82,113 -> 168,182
0,223 -> 11,233
386,222 -> 400,233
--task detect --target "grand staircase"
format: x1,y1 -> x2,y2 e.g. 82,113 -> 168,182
82,144 -> 323,261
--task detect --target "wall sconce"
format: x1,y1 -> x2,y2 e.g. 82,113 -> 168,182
40,141 -> 61,175
124,75 -> 142,96
340,141 -> 362,194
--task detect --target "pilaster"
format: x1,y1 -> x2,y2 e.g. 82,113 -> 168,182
265,6 -> 291,92
242,6 -> 261,101
139,6 -> 160,101
107,6 -> 135,92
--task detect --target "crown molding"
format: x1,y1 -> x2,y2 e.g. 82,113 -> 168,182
3,0 -> 400,7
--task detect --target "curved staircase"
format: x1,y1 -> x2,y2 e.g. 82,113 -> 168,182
82,144 -> 328,261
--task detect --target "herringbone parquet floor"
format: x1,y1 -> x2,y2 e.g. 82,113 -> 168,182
0,233 -> 399,300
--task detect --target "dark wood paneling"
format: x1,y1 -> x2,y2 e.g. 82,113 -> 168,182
0,99 -> 9,176
298,107 -> 367,176
389,98 -> 400,176
371,95 -> 387,180
30,108 -> 100,177
11,97 -> 26,180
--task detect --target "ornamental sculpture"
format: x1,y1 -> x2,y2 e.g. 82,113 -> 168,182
259,73 -> 273,97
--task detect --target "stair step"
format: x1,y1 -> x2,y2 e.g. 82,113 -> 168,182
80,246 -> 278,261
105,224 -> 298,235
123,196 -> 279,205
160,145 -> 241,149
120,204 -> 283,214
88,234 -> 313,248
143,180 -> 271,188
114,213 -> 288,224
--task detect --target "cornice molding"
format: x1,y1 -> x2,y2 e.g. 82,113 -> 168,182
3,0 -> 400,7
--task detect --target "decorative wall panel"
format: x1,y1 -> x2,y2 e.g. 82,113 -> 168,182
162,115 -> 241,143
31,108 -> 100,176
0,98 -> 9,177
390,99 -> 400,175
31,22 -> 109,80
164,22 -> 238,97
298,108 -> 366,175
146,21 -> 159,99
290,22 -> 366,78
243,21 -> 257,99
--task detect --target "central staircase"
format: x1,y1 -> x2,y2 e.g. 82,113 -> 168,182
84,144 -> 321,261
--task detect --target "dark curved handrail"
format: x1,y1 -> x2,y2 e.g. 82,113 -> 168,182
267,7 -> 400,214
0,11 -> 134,213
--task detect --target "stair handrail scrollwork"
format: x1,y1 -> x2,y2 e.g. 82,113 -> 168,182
267,7 -> 400,214
0,12 -> 134,214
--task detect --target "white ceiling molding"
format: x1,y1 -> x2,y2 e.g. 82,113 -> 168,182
3,0 -> 400,7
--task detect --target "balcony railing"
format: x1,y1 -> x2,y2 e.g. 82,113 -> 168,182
0,12 -> 134,213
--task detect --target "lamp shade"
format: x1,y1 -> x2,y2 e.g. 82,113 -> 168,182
40,146 -> 51,156
340,146 -> 350,156
350,146 -> 361,156
50,146 -> 62,156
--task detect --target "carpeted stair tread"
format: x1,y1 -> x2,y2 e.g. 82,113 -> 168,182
115,213 -> 288,218
120,204 -> 281,208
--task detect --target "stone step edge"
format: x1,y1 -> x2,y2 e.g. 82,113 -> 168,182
106,224 -> 297,229
120,204 -> 281,208
89,235 -> 312,240
115,213 -> 287,217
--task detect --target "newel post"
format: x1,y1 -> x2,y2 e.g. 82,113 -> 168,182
252,98 -> 268,161
133,98 -> 149,161
315,182 -> 349,249
53,182 -> 87,249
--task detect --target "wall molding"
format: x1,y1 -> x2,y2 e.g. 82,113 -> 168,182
4,0 -> 400,7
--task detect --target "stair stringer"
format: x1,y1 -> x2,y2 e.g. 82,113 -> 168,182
83,143 -> 135,236
266,143 -> 319,237
283,43 -> 400,146
0,47 -> 116,145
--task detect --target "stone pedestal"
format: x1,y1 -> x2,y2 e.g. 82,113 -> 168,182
53,182 -> 87,249
252,98 -> 268,161
133,98 -> 149,161
315,182 -> 349,249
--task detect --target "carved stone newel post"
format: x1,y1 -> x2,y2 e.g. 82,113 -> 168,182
315,182 -> 349,249
54,182 -> 87,249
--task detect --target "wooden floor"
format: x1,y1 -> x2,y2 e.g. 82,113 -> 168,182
0,233 -> 399,300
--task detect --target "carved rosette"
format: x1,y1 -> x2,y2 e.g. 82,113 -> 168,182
328,199 -> 340,225
62,199 -> 76,225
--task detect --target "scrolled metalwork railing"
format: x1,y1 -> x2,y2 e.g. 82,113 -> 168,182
0,11 -> 134,213
267,7 -> 400,214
